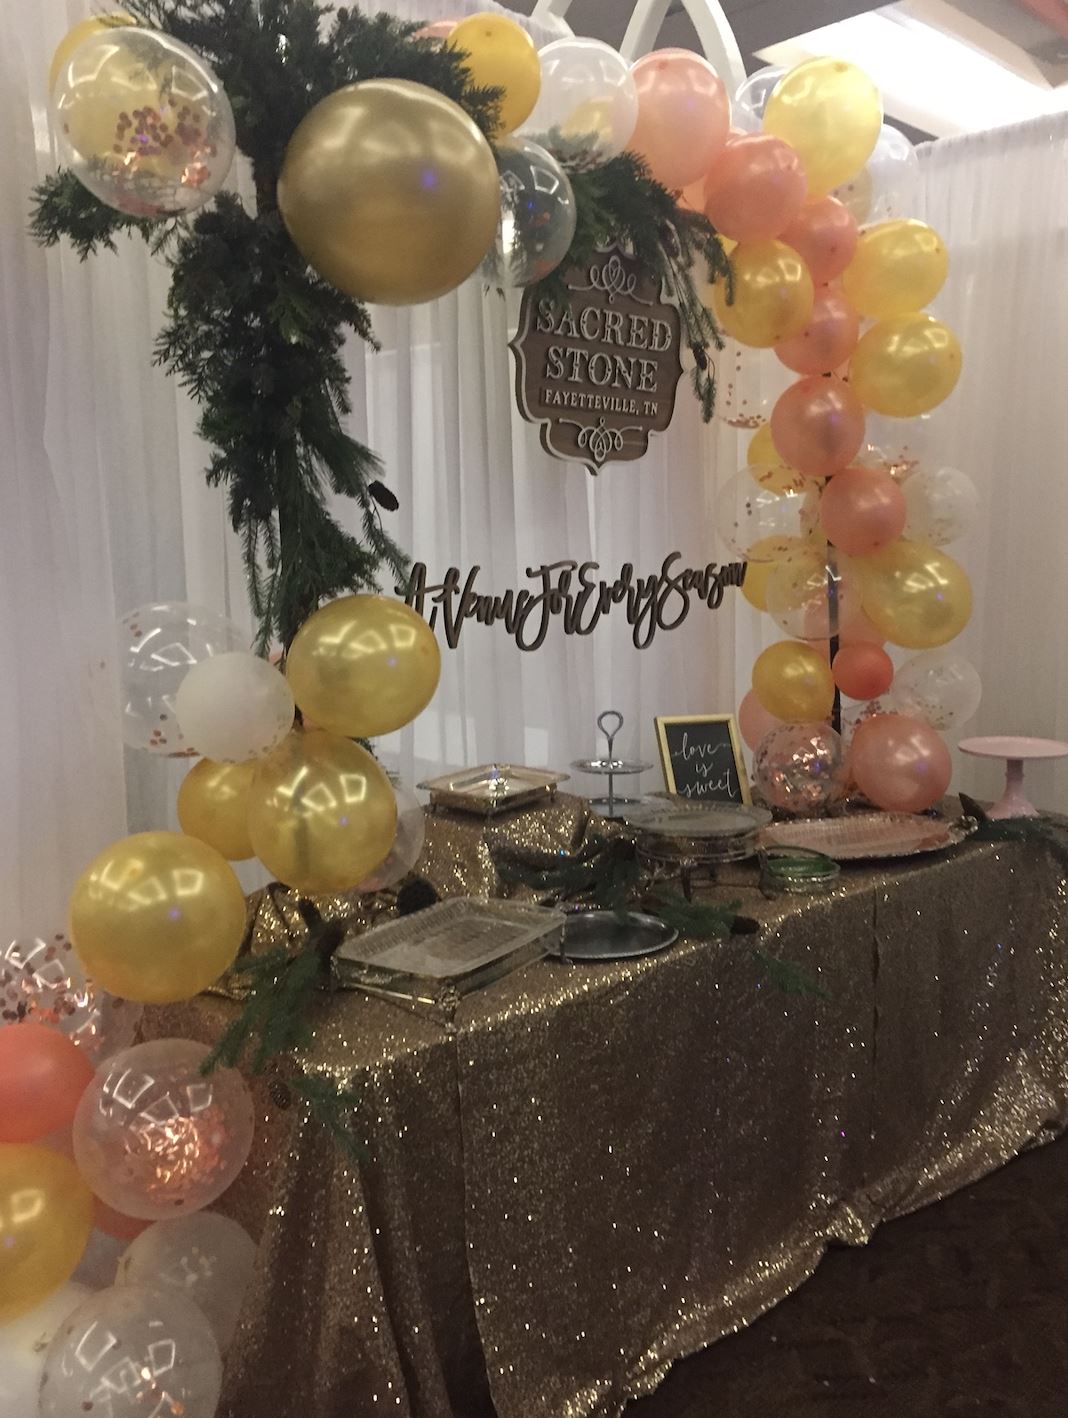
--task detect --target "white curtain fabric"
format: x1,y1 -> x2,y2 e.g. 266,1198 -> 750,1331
2,0 -> 1067,936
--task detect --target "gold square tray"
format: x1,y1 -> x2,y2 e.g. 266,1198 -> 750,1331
418,764 -> 569,817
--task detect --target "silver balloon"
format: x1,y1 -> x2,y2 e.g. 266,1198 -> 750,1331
0,934 -> 141,1064
754,723 -> 850,816
484,136 -> 577,287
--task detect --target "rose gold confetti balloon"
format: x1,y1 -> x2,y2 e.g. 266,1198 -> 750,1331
754,722 -> 850,815
0,935 -> 140,1065
72,1040 -> 254,1222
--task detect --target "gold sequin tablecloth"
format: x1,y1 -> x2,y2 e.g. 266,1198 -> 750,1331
145,797 -> 1068,1418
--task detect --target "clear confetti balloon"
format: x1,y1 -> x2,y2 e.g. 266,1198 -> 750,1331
174,651 -> 294,763
51,27 -> 236,217
902,464 -> 978,546
863,410 -> 942,481
754,722 -> 850,815
520,37 -> 638,168
352,782 -> 427,893
887,649 -> 982,732
117,1212 -> 256,1353
484,136 -> 577,287
832,121 -> 918,225
715,468 -> 808,560
765,546 -> 863,641
733,64 -> 784,133
0,935 -> 140,1065
0,1282 -> 90,1418
38,1284 -> 222,1418
118,602 -> 247,755
73,1039 -> 254,1222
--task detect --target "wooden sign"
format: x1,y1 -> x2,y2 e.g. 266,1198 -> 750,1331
654,715 -> 750,804
510,245 -> 684,474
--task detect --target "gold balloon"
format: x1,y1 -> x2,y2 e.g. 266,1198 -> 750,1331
286,594 -> 441,739
0,1145 -> 92,1322
857,540 -> 972,649
711,241 -> 814,349
247,730 -> 398,895
849,313 -> 962,417
842,219 -> 949,320
177,759 -> 257,861
447,14 -> 541,136
69,831 -> 246,1004
763,58 -> 882,198
747,424 -> 806,494
752,640 -> 835,722
48,12 -> 135,92
277,79 -> 500,306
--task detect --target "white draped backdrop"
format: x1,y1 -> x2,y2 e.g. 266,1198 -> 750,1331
2,0 -> 1067,936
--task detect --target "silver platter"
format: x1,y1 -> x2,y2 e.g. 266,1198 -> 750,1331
761,811 -> 976,863
418,764 -> 569,817
626,798 -> 772,865
570,757 -> 653,775
559,909 -> 678,962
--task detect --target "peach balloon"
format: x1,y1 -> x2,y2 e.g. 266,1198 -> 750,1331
850,713 -> 951,813
832,643 -> 894,700
0,1023 -> 94,1144
819,465 -> 906,556
780,196 -> 858,284
771,376 -> 865,478
775,285 -> 860,376
415,20 -> 458,40
739,689 -> 784,750
630,49 -> 730,190
703,133 -> 807,242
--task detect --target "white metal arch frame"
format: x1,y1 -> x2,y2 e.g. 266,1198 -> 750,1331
531,0 -> 746,90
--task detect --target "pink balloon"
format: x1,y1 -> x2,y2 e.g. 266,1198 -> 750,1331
819,465 -> 906,556
0,1021 -> 95,1142
850,713 -> 951,813
702,134 -> 807,243
771,376 -> 865,478
630,49 -> 730,191
780,197 -> 858,285
739,689 -> 784,750
415,19 -> 458,40
832,643 -> 894,700
775,285 -> 860,376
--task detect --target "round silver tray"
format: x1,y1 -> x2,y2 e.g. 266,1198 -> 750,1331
626,799 -> 772,865
558,909 -> 678,961
571,757 -> 653,775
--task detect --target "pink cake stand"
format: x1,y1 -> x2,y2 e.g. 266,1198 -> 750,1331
959,735 -> 1068,818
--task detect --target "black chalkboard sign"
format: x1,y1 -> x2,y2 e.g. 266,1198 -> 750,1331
654,715 -> 750,804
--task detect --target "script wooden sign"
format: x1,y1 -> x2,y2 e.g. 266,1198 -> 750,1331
510,245 -> 684,474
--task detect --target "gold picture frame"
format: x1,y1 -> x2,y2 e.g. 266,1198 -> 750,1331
654,714 -> 751,805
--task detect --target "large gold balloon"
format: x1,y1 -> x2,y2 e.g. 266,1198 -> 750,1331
48,13 -> 135,91
177,758 -> 257,861
752,640 -> 835,722
277,79 -> 500,306
247,730 -> 398,895
763,58 -> 882,198
286,594 -> 441,739
842,219 -> 948,320
0,1145 -> 92,1322
857,540 -> 972,649
69,832 -> 246,1004
447,13 -> 541,136
849,313 -> 962,417
711,241 -> 814,349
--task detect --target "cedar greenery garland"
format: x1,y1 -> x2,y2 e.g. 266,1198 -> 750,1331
30,1 -> 730,653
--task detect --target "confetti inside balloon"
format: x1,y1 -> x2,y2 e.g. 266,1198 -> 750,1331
0,934 -> 141,1064
117,1212 -> 256,1352
51,27 -> 236,216
484,136 -> 577,287
118,602 -> 247,756
715,468 -> 808,561
902,464 -> 978,546
73,1039 -> 254,1222
887,649 -> 982,731
38,1284 -> 222,1418
754,723 -> 849,815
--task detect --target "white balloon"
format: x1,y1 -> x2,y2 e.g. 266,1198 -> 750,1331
733,65 -> 784,133
117,1213 -> 256,1353
0,1283 -> 89,1418
118,602 -> 247,755
38,1284 -> 222,1418
352,782 -> 426,893
833,122 -> 918,224
903,465 -> 978,546
521,38 -> 638,168
888,650 -> 982,732
175,651 -> 294,762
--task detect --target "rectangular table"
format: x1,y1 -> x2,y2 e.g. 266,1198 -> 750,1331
147,798 -> 1068,1418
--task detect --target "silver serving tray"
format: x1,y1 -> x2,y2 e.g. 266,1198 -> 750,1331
626,798 -> 772,865
558,909 -> 677,962
761,811 -> 975,862
418,764 -> 569,817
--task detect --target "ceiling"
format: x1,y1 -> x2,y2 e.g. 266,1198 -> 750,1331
500,0 -> 1068,139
